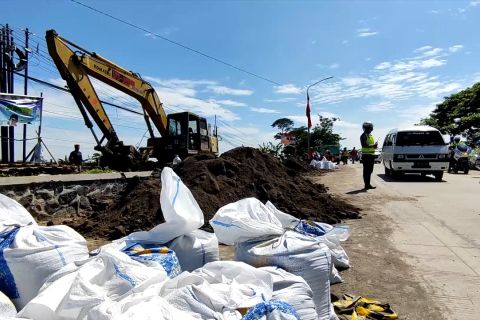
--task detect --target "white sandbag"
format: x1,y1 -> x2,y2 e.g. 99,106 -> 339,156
86,292 -> 197,320
162,261 -> 273,318
235,231 -> 333,320
19,248 -> 168,320
267,203 -> 351,269
330,265 -> 342,284
0,194 -> 36,228
264,202 -> 297,229
0,290 -> 16,317
0,224 -> 88,310
126,167 -> 204,243
210,198 -> 284,245
242,300 -> 299,320
121,243 -> 182,278
168,230 -> 219,271
261,267 -> 317,320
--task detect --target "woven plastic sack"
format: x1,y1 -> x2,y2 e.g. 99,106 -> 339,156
121,243 -> 181,278
0,224 -> 88,310
261,267 -> 317,320
86,291 -> 197,320
0,194 -> 37,228
210,198 -> 284,245
167,230 -> 219,271
126,167 -> 204,243
162,261 -> 274,318
242,300 -> 300,320
19,248 -> 168,320
0,290 -> 16,317
235,231 -> 333,320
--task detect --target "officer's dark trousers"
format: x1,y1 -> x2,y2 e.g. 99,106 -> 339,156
362,154 -> 375,187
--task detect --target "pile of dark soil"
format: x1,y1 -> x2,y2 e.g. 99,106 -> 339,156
177,147 -> 359,226
70,147 -> 360,240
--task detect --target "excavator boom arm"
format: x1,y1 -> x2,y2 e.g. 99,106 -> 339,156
46,30 -> 116,142
46,30 -> 168,139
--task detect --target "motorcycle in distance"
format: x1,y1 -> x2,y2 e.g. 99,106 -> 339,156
448,143 -> 471,174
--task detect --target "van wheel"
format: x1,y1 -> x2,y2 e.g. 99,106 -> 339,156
392,169 -> 403,178
434,172 -> 443,181
384,164 -> 391,176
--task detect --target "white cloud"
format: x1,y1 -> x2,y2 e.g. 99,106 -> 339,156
250,107 -> 280,114
420,47 -> 443,57
311,40 -> 317,45
144,77 -> 215,88
374,62 -> 391,70
356,28 -> 378,37
342,40 -> 349,45
471,1 -> 480,6
206,85 -> 254,96
364,101 -> 394,112
418,58 -> 446,68
213,99 -> 247,107
264,97 -> 297,103
274,84 -> 302,95
448,45 -> 464,53
329,63 -> 340,69
428,10 -> 439,14
414,45 -> 433,53
156,86 -> 240,121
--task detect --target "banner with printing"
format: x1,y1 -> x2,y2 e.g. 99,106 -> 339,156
0,93 -> 43,126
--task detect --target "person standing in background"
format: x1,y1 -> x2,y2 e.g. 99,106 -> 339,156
360,122 -> 377,189
69,144 -> 83,172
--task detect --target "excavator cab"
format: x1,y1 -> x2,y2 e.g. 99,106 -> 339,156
156,112 -> 218,160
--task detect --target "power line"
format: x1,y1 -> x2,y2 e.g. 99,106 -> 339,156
69,0 -> 282,86
13,71 -> 145,115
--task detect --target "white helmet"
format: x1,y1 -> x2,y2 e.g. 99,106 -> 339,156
362,121 -> 374,129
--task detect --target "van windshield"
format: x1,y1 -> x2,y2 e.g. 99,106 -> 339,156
396,131 -> 445,146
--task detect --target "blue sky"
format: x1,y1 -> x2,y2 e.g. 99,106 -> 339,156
2,0 -> 480,160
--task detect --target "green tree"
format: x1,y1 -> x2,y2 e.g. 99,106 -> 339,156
271,118 -> 294,140
270,115 -> 343,158
421,82 -> 480,143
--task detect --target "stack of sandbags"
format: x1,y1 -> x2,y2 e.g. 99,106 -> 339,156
106,168 -> 219,273
211,198 -> 341,320
235,231 -> 333,320
18,248 -> 169,320
0,194 -> 89,311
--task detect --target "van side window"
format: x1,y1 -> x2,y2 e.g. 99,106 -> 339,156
384,134 -> 392,146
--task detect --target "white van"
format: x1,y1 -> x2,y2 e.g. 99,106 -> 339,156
381,126 -> 449,181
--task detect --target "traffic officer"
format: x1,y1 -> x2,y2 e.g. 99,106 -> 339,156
360,121 -> 378,189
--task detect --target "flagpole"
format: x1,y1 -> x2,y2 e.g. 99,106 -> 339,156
306,76 -> 334,155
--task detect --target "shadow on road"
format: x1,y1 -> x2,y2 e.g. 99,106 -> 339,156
346,188 -> 368,194
377,173 -> 444,183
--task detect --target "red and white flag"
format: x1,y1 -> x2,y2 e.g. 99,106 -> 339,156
306,93 -> 312,129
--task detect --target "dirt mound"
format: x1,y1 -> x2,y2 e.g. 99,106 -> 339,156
69,147 -> 359,240
177,148 -> 359,228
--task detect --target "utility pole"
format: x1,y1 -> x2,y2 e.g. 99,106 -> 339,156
306,76 -> 334,153
23,28 -> 29,162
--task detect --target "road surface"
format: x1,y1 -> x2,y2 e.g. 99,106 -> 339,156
318,163 -> 480,319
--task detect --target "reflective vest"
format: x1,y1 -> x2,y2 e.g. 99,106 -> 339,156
361,134 -> 375,154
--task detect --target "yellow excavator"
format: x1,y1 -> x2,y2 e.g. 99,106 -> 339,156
46,29 -> 218,170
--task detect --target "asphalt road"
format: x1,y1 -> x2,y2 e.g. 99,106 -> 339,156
374,165 -> 480,318
322,163 -> 480,319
